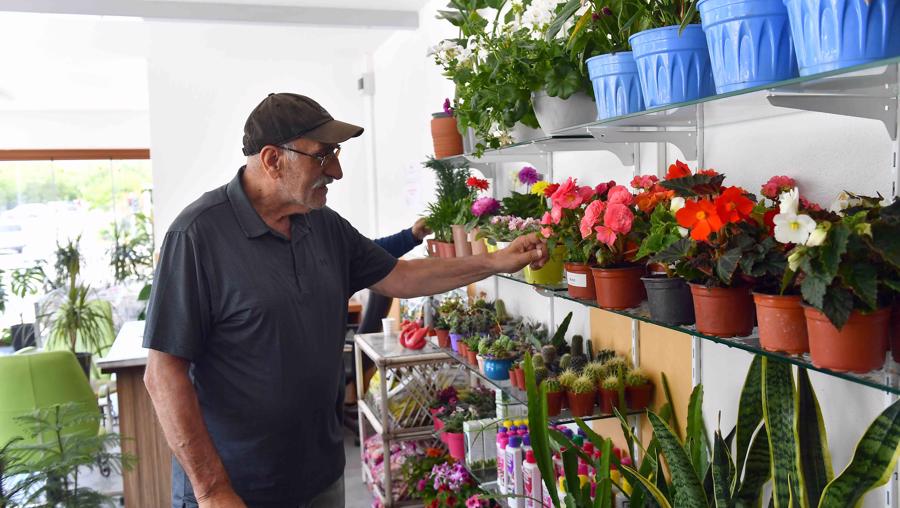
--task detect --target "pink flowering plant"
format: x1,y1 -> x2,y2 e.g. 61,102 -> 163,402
418,460 -> 494,508
540,177 -> 613,263
478,215 -> 542,244
578,183 -> 648,267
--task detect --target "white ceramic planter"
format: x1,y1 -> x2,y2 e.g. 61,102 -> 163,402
532,90 -> 597,134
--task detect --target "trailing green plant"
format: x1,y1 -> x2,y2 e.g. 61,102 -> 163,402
107,212 -> 154,283
9,402 -> 135,508
549,0 -> 649,60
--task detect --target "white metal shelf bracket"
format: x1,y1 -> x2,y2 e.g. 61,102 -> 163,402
587,127 -> 698,162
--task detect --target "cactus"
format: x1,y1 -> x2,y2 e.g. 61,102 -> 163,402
601,374 -> 623,391
570,355 -> 588,373
602,357 -> 629,378
495,299 -> 508,323
586,339 -> 594,361
540,345 -> 557,366
582,361 -> 606,382
596,348 -> 616,364
534,366 -> 550,385
558,369 -> 578,389
559,353 -> 572,371
571,335 -> 584,357
543,377 -> 562,393
532,354 -> 545,368
625,367 -> 649,387
570,375 -> 596,394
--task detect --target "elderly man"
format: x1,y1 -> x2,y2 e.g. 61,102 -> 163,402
142,93 -> 546,508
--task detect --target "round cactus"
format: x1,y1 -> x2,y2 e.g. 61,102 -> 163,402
532,355 -> 545,368
570,375 -> 596,394
582,362 -> 606,382
601,374 -> 623,391
534,366 -> 550,385
541,345 -> 557,365
559,353 -> 572,371
543,377 -> 562,393
625,367 -> 649,387
558,369 -> 579,389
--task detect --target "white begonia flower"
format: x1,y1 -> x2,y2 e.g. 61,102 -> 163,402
670,197 -> 686,213
778,188 -> 800,215
828,191 -> 862,214
805,221 -> 830,247
773,213 -> 816,245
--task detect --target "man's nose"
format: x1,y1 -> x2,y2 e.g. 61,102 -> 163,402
325,159 -> 343,181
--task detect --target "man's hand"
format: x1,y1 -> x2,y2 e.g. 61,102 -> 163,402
490,233 -> 549,274
412,218 -> 432,241
198,488 -> 247,508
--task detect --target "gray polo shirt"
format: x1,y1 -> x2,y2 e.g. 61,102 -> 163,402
143,168 -> 397,506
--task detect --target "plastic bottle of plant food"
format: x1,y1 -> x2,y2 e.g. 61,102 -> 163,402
583,442 -> 595,476
523,450 -> 542,508
542,479 -> 554,508
557,477 -> 568,505
506,436 -> 525,507
522,434 -> 531,455
497,435 -> 508,495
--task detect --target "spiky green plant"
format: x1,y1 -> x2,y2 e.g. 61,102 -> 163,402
601,375 -> 622,391
570,375 -> 596,395
541,345 -> 558,366
571,335 -> 584,356
602,357 -> 629,378
558,369 -> 578,389
542,377 -> 562,393
532,355 -> 545,368
534,366 -> 550,385
559,353 -> 572,371
423,157 -> 472,242
625,368 -> 650,387
582,361 -> 606,382
595,348 -> 617,363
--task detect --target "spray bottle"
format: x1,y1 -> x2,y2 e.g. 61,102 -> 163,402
497,434 -> 508,495
506,436 -> 524,508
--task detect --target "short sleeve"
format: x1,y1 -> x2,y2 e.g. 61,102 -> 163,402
142,231 -> 212,360
333,214 -> 398,295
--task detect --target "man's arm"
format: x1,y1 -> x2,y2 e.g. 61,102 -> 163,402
144,350 -> 246,508
371,233 -> 546,298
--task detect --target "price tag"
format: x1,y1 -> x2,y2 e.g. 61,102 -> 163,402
566,271 -> 587,287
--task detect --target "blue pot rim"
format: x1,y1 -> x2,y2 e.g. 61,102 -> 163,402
586,51 -> 635,65
629,23 -> 705,45
697,0 -> 785,10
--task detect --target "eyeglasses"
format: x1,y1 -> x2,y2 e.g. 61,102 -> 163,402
278,144 -> 341,168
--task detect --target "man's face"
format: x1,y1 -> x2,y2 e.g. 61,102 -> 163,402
277,138 -> 343,210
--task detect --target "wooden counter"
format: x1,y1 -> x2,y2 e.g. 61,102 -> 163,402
97,321 -> 172,508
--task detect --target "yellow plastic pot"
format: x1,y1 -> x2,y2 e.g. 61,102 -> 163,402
523,246 -> 564,285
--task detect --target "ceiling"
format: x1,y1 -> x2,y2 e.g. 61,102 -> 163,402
153,0 -> 430,9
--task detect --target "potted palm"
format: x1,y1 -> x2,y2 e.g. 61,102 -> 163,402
423,157 -> 470,258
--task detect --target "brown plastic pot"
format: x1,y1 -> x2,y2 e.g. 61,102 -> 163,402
805,306 -> 889,373
514,367 -> 525,389
598,388 -> 626,414
426,239 -> 438,257
435,241 -> 456,258
431,114 -> 464,159
892,303 -> 900,363
567,390 -> 597,417
591,265 -> 645,309
626,383 -> 653,411
689,284 -> 755,337
435,329 -> 451,348
451,225 -> 472,257
467,349 -> 478,366
546,391 -> 564,416
564,262 -> 596,300
458,341 -> 468,358
469,227 -> 487,255
754,293 -> 808,354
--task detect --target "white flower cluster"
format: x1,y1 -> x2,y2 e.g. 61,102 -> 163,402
427,40 -> 472,67
519,0 -> 562,37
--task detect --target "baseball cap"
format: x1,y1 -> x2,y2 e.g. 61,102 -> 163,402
242,93 -> 364,156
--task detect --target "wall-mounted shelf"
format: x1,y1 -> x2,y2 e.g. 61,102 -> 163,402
493,274 -> 900,396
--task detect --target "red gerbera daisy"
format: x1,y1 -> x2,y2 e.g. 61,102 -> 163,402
466,176 -> 489,191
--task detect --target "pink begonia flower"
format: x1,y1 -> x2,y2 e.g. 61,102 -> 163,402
580,200 -> 605,239
550,205 -> 563,224
541,211 -> 554,225
595,180 -> 615,197
551,178 -> 583,209
604,203 -> 634,234
595,225 -> 617,246
630,175 -> 659,190
466,495 -> 488,508
578,185 -> 596,201
541,227 -> 552,238
471,197 -> 500,217
606,185 -> 634,206
761,175 -> 797,199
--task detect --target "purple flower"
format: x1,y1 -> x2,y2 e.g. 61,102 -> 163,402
471,197 -> 501,217
443,98 -> 454,116
417,479 -> 426,491
466,495 -> 488,508
602,6 -> 613,16
518,166 -> 540,185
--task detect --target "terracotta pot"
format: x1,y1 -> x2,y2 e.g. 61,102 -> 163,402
431,114 -> 464,159
754,293 -> 809,354
435,328 -> 451,348
469,227 -> 487,255
435,241 -> 456,258
567,390 -> 597,417
591,265 -> 646,309
451,225 -> 472,257
455,337 -> 466,355
430,408 -> 445,432
517,367 -> 526,389
626,383 -> 653,410
444,431 -> 467,460
426,239 -> 438,257
805,306 -> 889,373
546,391 -> 564,416
689,284 -> 755,337
564,262 -> 596,300
892,303 -> 900,363
466,349 -> 478,366
599,388 -> 626,414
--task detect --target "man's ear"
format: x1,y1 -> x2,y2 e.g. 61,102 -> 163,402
258,145 -> 282,179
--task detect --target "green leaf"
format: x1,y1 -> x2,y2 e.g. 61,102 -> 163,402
660,173 -> 727,197
711,429 -> 734,507
800,274 -> 829,309
653,237 -> 695,268
819,222 -> 850,280
821,287 -> 854,330
546,0 -> 582,39
762,358 -> 800,508
839,263 -> 878,310
734,423 -> 772,506
735,356 -> 764,480
685,385 -> 710,480
550,312 -> 573,352
819,398 -> 900,507
648,411 -> 709,507
623,465 -> 674,508
661,372 -> 680,436
871,221 -> 900,269
524,353 -> 559,507
796,368 -> 833,508
715,246 -> 744,286
562,446 -> 581,503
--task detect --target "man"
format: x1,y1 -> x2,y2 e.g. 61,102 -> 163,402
142,93 -> 546,508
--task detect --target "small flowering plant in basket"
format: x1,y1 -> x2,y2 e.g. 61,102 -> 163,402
478,215 -> 542,246
419,459 -> 496,508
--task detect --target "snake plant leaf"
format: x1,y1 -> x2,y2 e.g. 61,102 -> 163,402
594,438 -> 614,508
818,397 -> 900,508
648,411 -> 709,507
762,358 -> 801,508
796,368 -> 833,508
736,356 -> 764,478
562,446 -> 582,505
712,429 -> 735,507
686,385 -> 710,480
623,465 -> 674,508
734,422 -> 771,507
661,372 -> 679,436
524,353 -> 559,507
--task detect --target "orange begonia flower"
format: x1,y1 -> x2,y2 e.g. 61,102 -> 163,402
715,186 -> 754,223
676,199 -> 724,241
666,160 -> 692,180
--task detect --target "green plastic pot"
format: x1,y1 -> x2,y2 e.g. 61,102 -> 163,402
523,246 -> 564,285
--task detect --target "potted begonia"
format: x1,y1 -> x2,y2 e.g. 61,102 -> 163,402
541,177 -> 604,294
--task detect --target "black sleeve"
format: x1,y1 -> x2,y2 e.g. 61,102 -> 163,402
142,231 -> 212,360
332,213 -> 398,295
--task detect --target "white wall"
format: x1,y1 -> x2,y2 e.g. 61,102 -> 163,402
0,110 -> 150,149
146,21 -> 390,240
369,3 -> 898,506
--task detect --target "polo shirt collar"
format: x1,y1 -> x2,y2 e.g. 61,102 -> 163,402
227,167 -> 270,238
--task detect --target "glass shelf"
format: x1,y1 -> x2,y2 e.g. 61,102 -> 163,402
442,54 -> 899,163
442,348 -> 640,424
494,274 -> 900,395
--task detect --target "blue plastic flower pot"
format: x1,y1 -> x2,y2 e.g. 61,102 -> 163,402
629,25 -> 717,107
586,52 -> 645,120
449,333 -> 463,352
483,358 -> 514,381
698,0 -> 798,92
783,0 -> 900,76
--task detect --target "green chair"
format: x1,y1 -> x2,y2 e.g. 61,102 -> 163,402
0,349 -> 98,447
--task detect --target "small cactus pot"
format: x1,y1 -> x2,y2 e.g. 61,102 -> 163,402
567,390 -> 597,417
546,391 -> 564,417
466,349 -> 478,366
626,383 -> 654,411
435,329 -> 451,348
514,366 -> 525,389
599,388 -> 627,414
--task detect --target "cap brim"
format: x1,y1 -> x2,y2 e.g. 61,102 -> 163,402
302,119 -> 364,144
